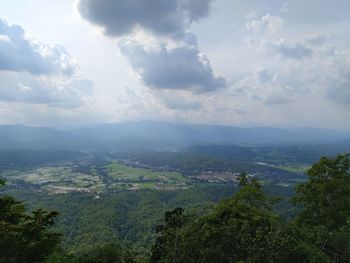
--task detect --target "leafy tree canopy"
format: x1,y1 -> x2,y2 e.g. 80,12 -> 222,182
0,180 -> 62,263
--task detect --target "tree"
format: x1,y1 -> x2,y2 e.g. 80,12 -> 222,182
150,208 -> 188,263
295,154 -> 350,230
0,180 -> 62,263
79,243 -> 135,263
151,174 -> 321,263
294,154 -> 350,262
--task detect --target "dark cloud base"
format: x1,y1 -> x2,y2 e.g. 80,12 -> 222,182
78,0 -> 225,93
119,41 -> 225,92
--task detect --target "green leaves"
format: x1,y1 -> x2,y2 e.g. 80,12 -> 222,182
78,243 -> 135,263
295,154 -> 350,230
150,178 -> 316,263
0,190 -> 62,262
293,154 -> 350,261
151,208 -> 188,263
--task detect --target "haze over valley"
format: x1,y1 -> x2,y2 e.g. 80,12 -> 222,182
0,0 -> 350,262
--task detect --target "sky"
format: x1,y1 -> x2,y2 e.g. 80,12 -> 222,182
0,0 -> 349,129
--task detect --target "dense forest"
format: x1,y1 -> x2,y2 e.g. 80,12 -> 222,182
1,154 -> 350,262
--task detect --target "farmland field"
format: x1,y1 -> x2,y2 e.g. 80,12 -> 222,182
1,160 -> 195,193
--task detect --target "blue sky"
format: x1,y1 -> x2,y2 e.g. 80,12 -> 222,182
0,0 -> 349,129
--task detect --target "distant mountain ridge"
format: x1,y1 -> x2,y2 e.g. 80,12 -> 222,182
0,121 -> 349,151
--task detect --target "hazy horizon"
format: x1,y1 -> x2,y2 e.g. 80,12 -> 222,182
1,120 -> 350,133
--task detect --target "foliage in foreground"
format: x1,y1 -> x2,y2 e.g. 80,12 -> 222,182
0,180 -> 62,263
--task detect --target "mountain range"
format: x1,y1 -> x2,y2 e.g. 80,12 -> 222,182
0,121 -> 349,151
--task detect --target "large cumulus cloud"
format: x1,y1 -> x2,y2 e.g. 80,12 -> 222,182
245,33 -> 350,106
78,0 -> 211,38
0,18 -> 93,107
0,18 -> 76,76
118,40 -> 225,92
78,0 -> 225,93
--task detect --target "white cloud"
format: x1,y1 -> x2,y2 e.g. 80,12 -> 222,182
263,39 -> 313,59
306,35 -> 327,46
0,17 -> 94,107
253,36 -> 350,107
0,18 -> 77,76
281,2 -> 289,13
235,69 -> 294,105
0,34 -> 10,42
0,0 -> 350,129
246,14 -> 284,34
0,71 -> 93,107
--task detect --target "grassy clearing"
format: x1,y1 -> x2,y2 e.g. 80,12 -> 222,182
274,164 -> 310,174
106,161 -> 189,184
288,178 -> 307,183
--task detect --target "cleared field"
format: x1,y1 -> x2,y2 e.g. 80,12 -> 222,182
2,166 -> 104,194
1,162 -> 191,193
273,164 -> 310,174
106,161 -> 189,184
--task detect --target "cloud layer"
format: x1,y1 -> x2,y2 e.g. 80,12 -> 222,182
326,71 -> 350,105
264,39 -> 313,59
2,0 -> 350,129
159,92 -> 201,110
235,69 -> 294,105
0,18 -> 93,107
0,18 -> 76,75
0,72 -> 93,107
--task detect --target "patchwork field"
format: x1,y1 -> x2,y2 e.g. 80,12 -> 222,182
1,157 -> 307,194
1,161 -> 194,193
2,166 -> 104,194
105,161 -> 190,190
